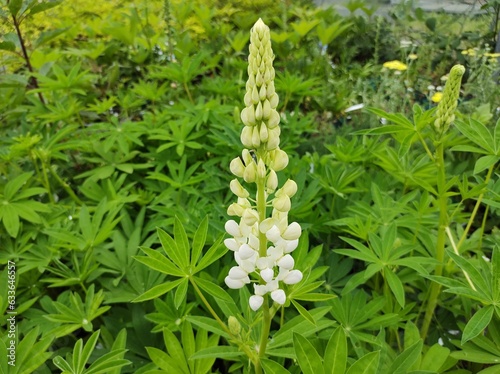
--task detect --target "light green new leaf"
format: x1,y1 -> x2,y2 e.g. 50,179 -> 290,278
462,305 -> 495,344
346,351 -> 380,374
324,327 -> 347,374
293,333 -> 325,374
261,358 -> 292,374
194,235 -> 226,273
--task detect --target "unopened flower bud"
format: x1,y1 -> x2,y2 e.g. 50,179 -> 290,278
230,157 -> 245,177
243,163 -> 257,183
266,130 -> 280,150
230,179 -> 249,198
262,100 -> 271,120
243,208 -> 259,226
227,203 -> 245,216
434,64 -> 465,135
242,149 -> 253,165
268,110 -> 280,128
241,106 -> 255,126
266,170 -> 278,192
228,316 -> 241,335
241,126 -> 253,148
273,194 -> 291,212
257,159 -> 266,179
271,149 -> 288,171
259,123 -> 269,142
269,93 -> 279,109
255,101 -> 263,121
252,86 -> 259,104
282,179 -> 298,197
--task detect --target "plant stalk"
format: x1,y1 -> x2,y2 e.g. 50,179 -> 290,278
421,142 -> 447,341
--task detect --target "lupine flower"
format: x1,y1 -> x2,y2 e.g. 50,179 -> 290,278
434,64 -> 465,135
224,18 -> 303,311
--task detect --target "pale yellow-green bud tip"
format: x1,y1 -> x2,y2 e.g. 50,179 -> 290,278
228,316 -> 241,335
434,64 -> 465,136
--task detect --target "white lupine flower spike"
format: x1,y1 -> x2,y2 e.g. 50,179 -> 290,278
224,18 -> 303,310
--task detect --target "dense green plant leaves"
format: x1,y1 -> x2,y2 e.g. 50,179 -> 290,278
261,358 -> 291,374
323,327 -> 347,374
346,351 -> 380,374
462,306 -> 495,344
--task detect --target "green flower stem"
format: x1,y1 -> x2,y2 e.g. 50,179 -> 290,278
255,154 -> 271,374
456,164 -> 495,251
49,167 -> 83,205
421,142 -> 447,341
417,132 -> 435,162
41,162 -> 55,204
183,82 -> 194,104
190,277 -> 259,367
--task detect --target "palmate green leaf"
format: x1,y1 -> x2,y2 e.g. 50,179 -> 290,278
163,328 -> 190,373
474,155 -> 500,174
75,330 -> 100,373
346,351 -> 379,374
261,358 -> 292,374
492,246 -> 500,302
85,351 -> 129,374
384,268 -> 405,308
174,217 -> 190,269
1,204 -> 19,237
174,278 -> 189,309
446,249 -> 492,300
157,227 -> 184,269
190,346 -> 242,360
147,347 -> 185,372
186,316 -> 230,339
450,347 -> 500,364
324,327 -> 347,374
192,276 -> 233,303
133,278 -> 185,302
182,322 -> 195,372
191,216 -> 208,266
421,344 -> 450,371
134,247 -> 184,277
293,333 -> 325,374
455,118 -> 495,154
389,339 -> 423,374
291,299 -> 315,325
194,235 -> 225,273
462,306 -> 495,344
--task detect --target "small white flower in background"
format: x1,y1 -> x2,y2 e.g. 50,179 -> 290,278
224,18 -> 303,311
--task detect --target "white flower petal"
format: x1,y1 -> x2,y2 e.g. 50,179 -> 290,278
282,222 -> 301,240
225,220 -> 241,237
254,284 -> 267,296
283,269 -> 303,285
271,289 -> 286,305
249,295 -> 264,311
284,239 -> 299,253
239,243 -> 255,260
277,254 -> 294,269
225,276 -> 247,289
248,234 -> 260,250
228,266 -> 248,280
224,238 -> 240,251
260,268 -> 274,283
266,225 -> 281,242
266,279 -> 279,292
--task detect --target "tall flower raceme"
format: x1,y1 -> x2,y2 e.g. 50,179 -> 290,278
434,64 -> 465,137
223,18 -> 303,312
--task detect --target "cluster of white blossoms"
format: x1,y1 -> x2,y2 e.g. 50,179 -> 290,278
224,18 -> 303,312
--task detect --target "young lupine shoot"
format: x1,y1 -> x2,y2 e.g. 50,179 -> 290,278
224,18 -> 303,312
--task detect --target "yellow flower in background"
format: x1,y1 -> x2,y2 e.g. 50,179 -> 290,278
484,52 -> 500,58
461,48 -> 476,56
383,60 -> 408,71
408,53 -> 418,60
431,92 -> 443,103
